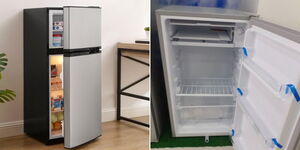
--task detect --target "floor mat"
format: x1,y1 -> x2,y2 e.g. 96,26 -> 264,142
151,147 -> 233,150
151,127 -> 232,148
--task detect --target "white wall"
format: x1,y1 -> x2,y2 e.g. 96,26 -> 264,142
0,0 -> 149,137
257,0 -> 300,32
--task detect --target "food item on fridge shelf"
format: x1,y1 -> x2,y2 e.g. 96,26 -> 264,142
51,77 -> 62,91
51,113 -> 58,123
58,112 -> 64,121
51,97 -> 54,111
53,21 -> 63,31
53,34 -> 62,47
59,95 -> 64,110
53,98 -> 61,111
53,121 -> 62,130
51,65 -> 57,77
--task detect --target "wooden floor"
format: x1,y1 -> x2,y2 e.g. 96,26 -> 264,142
0,116 -> 149,150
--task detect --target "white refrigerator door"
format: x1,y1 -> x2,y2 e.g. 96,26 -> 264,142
232,19 -> 300,150
64,6 -> 101,50
64,53 -> 101,148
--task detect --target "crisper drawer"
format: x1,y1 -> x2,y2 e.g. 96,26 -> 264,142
176,106 -> 234,136
178,105 -> 234,121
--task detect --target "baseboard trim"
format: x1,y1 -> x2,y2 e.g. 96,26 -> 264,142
0,106 -> 149,138
102,106 -> 149,122
0,120 -> 24,138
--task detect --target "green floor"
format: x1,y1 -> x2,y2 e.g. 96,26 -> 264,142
151,128 -> 232,148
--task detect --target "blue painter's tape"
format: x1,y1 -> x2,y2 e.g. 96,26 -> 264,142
287,84 -> 300,102
272,138 -> 283,149
231,129 -> 235,136
242,47 -> 248,57
237,88 -> 243,96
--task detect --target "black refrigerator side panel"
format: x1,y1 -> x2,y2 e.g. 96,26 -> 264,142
150,0 -> 170,142
24,8 -> 49,144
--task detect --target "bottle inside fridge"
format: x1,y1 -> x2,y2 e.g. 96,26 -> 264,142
49,55 -> 64,139
49,10 -> 64,49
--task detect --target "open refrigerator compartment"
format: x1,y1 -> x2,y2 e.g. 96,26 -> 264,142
173,46 -> 240,97
49,10 -> 64,49
49,55 -> 64,139
232,101 -> 277,150
176,106 -> 234,136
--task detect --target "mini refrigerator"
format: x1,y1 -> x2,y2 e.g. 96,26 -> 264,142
24,6 -> 102,148
156,5 -> 300,150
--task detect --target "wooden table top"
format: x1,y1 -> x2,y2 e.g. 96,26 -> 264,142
117,42 -> 149,58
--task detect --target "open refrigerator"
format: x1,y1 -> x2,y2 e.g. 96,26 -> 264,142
24,6 -> 101,148
156,5 -> 300,150
49,55 -> 64,139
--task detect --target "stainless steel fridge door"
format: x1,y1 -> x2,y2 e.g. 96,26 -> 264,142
64,6 -> 101,50
64,52 -> 101,148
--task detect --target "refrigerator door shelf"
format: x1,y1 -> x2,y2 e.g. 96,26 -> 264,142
232,100 -> 276,150
243,26 -> 300,89
232,108 -> 274,150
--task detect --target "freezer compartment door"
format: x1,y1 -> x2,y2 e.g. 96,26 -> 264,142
232,18 -> 300,150
64,52 -> 101,148
64,6 -> 101,51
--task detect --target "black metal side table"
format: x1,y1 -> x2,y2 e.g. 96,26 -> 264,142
117,42 -> 150,127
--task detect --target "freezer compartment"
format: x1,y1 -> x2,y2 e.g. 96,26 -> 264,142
49,55 -> 64,139
166,19 -> 247,47
176,106 -> 234,136
49,10 -> 64,49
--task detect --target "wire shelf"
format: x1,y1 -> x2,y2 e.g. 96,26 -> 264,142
176,78 -> 234,96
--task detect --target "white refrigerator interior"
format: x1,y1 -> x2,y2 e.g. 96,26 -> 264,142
156,5 -> 300,150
